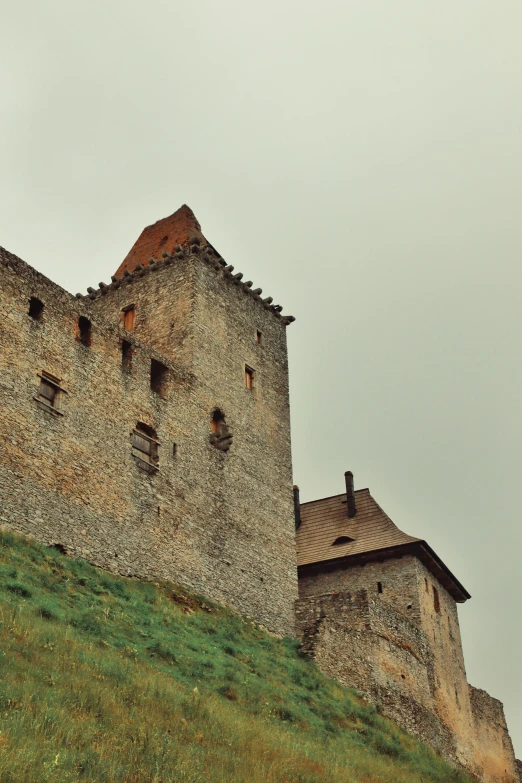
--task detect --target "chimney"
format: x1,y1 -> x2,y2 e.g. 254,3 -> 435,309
293,485 -> 301,529
344,471 -> 356,518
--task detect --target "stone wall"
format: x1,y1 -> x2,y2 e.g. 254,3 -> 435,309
469,687 -> 519,783
295,589 -> 457,761
0,245 -> 297,635
297,563 -> 519,782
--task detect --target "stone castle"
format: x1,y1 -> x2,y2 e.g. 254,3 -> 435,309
0,206 -> 519,782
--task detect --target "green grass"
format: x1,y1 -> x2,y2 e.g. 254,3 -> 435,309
0,528 -> 472,783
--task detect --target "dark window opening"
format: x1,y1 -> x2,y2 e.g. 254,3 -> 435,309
377,582 -> 383,594
256,330 -> 263,345
172,443 -> 178,458
121,339 -> 132,371
245,365 -> 255,390
332,536 -> 354,546
132,423 -> 159,473
122,304 -> 136,331
433,586 -> 441,614
210,409 -> 233,452
407,603 -> 413,610
150,359 -> 168,397
28,297 -> 44,320
78,316 -> 92,346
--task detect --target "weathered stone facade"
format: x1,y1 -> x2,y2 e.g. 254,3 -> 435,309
0,211 -> 297,636
296,489 -> 521,783
0,206 -> 519,782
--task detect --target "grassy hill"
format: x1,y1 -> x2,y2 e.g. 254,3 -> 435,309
0,528 -> 472,783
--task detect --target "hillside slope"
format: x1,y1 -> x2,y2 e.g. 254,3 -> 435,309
0,529 -> 473,783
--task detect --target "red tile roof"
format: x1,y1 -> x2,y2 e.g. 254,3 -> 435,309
297,489 -> 470,602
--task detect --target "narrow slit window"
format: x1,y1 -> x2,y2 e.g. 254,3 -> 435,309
122,304 -> 136,331
78,316 -> 92,346
245,365 -> 254,390
433,585 -> 441,614
121,339 -> 132,371
256,330 -> 263,345
28,297 -> 44,320
150,359 -> 168,397
377,582 -> 383,594
132,423 -> 159,473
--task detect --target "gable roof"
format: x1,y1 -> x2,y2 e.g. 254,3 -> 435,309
296,488 -> 470,602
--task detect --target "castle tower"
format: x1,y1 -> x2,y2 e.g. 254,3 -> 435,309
295,471 -> 519,782
0,207 -> 297,635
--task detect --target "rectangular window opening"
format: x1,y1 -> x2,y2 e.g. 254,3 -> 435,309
28,297 -> 44,320
150,359 -> 168,397
132,423 -> 159,473
122,304 -> 136,331
256,330 -> 263,345
245,365 -> 255,390
78,316 -> 92,347
35,371 -> 65,414
377,582 -> 383,594
121,339 -> 132,371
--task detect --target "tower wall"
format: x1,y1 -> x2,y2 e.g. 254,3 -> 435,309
297,557 -> 518,781
0,246 -> 297,635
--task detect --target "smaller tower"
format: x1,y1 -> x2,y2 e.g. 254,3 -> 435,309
295,471 -> 518,783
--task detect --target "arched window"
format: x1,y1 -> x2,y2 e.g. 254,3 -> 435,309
210,409 -> 233,452
332,536 -> 354,546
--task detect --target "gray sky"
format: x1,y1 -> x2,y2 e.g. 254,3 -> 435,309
2,0 -> 521,756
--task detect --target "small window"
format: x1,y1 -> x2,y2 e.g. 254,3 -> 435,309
150,359 -> 168,397
256,330 -> 263,345
245,365 -> 255,390
210,409 -> 232,452
425,577 -> 429,593
332,536 -> 354,546
78,316 -> 92,347
377,582 -> 383,594
35,371 -> 65,414
433,585 -> 441,614
132,423 -> 159,473
28,297 -> 44,320
121,339 -> 132,371
122,304 -> 136,331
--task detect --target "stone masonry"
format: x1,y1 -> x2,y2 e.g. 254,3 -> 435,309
0,207 -> 297,636
0,206 -> 519,782
296,484 -> 521,782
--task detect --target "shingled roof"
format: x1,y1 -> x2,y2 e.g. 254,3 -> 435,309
296,488 -> 470,602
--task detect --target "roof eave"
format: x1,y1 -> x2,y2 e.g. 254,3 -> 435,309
298,541 -> 471,603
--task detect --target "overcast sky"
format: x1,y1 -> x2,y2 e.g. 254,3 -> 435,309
2,0 -> 521,757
